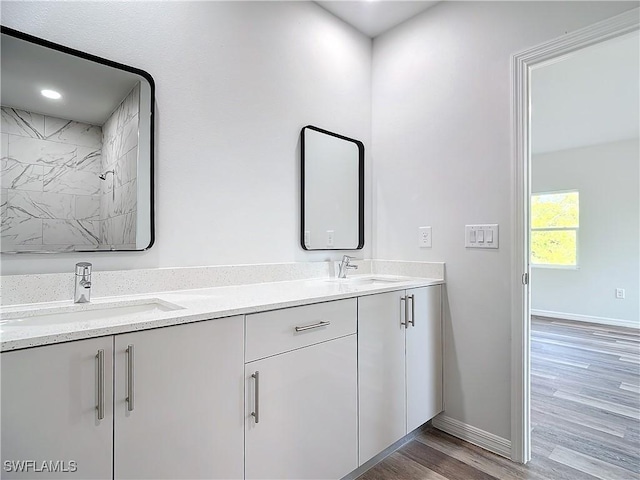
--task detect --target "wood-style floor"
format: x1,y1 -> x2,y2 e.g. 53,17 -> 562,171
358,316 -> 640,480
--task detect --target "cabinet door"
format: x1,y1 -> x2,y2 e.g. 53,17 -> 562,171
245,335 -> 357,480
114,316 -> 244,480
357,291 -> 407,465
406,285 -> 443,432
1,337 -> 113,479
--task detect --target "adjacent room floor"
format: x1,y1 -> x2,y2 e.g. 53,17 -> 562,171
358,316 -> 640,480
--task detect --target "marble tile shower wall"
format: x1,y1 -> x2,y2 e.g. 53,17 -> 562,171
100,84 -> 139,249
1,107 -> 103,251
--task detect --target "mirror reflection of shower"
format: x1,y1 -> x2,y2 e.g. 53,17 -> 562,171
99,170 -> 115,201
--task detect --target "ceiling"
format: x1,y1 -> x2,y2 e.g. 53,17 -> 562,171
532,31 -> 640,155
316,1 -> 439,38
1,33 -> 140,125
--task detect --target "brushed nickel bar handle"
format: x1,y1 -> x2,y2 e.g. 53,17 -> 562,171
126,345 -> 135,412
295,320 -> 331,332
251,371 -> 260,424
408,294 -> 415,327
401,296 -> 407,327
96,349 -> 105,420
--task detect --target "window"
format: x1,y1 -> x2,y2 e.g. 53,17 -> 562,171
531,191 -> 579,267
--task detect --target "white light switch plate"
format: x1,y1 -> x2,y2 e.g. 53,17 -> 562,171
418,226 -> 432,248
465,224 -> 499,249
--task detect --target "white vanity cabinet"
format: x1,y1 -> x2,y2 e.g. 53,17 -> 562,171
244,299 -> 358,480
1,316 -> 244,480
358,285 -> 442,465
406,286 -> 443,432
1,337 -> 114,479
114,316 -> 244,480
1,280 -> 443,480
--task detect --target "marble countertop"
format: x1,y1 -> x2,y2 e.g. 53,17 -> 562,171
0,275 -> 443,352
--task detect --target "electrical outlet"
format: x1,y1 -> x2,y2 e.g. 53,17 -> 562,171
326,230 -> 334,247
418,226 -> 432,248
616,288 -> 625,299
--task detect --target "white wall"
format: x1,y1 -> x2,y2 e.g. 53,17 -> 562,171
371,1 -> 636,441
0,1 -> 372,275
531,140 -> 639,326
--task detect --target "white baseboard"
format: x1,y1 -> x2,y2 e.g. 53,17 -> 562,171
531,309 -> 639,330
432,414 -> 511,459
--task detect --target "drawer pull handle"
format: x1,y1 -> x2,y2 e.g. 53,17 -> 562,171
294,320 -> 331,332
251,371 -> 260,424
401,297 -> 407,327
96,349 -> 105,420
126,344 -> 135,412
408,294 -> 415,327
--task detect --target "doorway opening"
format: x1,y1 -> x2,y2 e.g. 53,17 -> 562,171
528,29 -> 639,476
511,8 -> 639,465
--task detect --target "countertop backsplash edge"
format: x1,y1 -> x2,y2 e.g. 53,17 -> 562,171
0,260 -> 446,306
1,260 -> 367,306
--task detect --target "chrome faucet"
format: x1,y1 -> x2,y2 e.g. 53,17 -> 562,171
338,255 -> 358,279
74,262 -> 92,303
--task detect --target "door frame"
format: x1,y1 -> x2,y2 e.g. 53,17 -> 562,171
510,8 -> 639,463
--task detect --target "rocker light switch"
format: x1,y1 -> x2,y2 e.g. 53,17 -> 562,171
465,224 -> 499,249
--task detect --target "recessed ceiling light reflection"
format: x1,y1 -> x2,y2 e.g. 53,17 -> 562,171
41,89 -> 62,100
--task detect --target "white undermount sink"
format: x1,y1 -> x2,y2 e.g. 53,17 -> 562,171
326,275 -> 407,286
0,299 -> 185,328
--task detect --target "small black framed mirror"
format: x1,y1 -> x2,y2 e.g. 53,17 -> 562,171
301,125 -> 364,250
1,26 -> 155,253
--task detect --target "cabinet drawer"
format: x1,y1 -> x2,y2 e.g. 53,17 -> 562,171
246,299 -> 357,362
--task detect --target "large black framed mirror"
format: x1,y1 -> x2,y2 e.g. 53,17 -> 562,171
1,26 -> 154,253
301,125 -> 364,250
